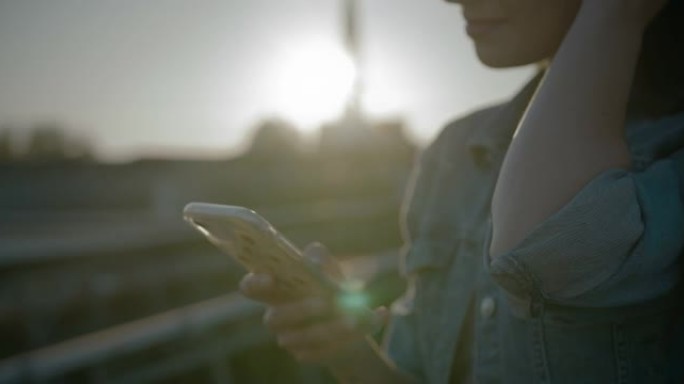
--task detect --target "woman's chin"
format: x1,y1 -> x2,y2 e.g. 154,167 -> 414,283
474,44 -> 548,69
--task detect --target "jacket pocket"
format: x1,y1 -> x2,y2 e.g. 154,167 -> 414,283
401,237 -> 460,377
402,238 -> 459,275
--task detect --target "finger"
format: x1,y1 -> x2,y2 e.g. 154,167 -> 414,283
303,242 -> 344,282
239,273 -> 291,304
375,306 -> 390,328
276,316 -> 358,352
332,305 -> 389,337
263,297 -> 333,332
354,306 -> 389,334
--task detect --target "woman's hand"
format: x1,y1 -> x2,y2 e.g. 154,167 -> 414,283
239,243 -> 387,365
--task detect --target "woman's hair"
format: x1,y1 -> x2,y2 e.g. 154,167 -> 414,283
628,1 -> 684,118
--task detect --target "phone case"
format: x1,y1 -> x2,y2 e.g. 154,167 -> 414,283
183,202 -> 337,297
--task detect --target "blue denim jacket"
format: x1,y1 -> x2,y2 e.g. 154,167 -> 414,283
384,74 -> 684,384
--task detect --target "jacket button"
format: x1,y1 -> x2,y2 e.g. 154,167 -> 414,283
480,296 -> 496,319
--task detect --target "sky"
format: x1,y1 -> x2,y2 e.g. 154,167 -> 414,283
0,0 -> 534,161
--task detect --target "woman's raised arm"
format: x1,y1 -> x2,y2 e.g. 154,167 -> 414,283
489,0 -> 667,258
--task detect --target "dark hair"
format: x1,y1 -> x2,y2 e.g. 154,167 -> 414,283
628,1 -> 684,119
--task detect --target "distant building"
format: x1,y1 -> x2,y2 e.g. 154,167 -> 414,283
319,114 -> 413,154
317,0 -> 416,160
318,0 -> 373,154
243,118 -> 303,161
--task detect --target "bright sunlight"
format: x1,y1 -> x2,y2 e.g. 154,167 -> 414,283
271,40 -> 357,131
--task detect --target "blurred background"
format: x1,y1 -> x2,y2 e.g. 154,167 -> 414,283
0,0 -> 532,382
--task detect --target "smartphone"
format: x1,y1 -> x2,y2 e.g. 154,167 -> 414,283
183,202 -> 338,297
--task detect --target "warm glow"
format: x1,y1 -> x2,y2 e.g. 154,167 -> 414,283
271,40 -> 357,130
363,87 -> 403,116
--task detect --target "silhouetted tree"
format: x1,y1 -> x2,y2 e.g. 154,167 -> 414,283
0,128 -> 11,162
24,122 -> 92,162
26,123 -> 68,161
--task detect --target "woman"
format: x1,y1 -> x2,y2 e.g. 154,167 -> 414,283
241,0 -> 684,382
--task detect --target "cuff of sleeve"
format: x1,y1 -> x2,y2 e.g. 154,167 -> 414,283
486,169 -> 644,305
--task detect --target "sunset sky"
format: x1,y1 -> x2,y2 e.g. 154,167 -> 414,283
0,0 -> 533,161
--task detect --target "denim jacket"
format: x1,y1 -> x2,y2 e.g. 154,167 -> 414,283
384,74 -> 684,384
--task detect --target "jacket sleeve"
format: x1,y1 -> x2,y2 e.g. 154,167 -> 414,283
487,147 -> 684,309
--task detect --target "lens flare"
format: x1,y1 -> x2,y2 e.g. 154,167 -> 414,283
338,279 -> 369,311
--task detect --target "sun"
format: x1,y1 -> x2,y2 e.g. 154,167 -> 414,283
270,40 -> 357,131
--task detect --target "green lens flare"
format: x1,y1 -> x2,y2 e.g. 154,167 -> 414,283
338,290 -> 369,310
338,279 -> 369,311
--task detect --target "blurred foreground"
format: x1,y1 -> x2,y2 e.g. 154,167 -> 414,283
0,121 -> 416,383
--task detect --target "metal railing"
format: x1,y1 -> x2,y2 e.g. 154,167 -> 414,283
0,247 -> 400,383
